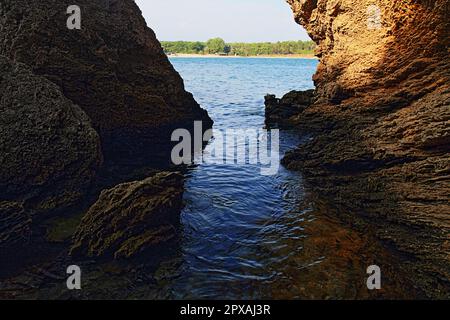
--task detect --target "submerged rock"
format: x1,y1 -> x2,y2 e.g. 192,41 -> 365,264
0,56 -> 101,248
70,172 -> 184,259
285,0 -> 450,297
0,0 -> 213,169
265,90 -> 314,128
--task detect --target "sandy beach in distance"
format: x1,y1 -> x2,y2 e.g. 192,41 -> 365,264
168,53 -> 318,59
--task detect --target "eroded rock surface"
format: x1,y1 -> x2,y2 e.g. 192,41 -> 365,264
285,0 -> 450,297
265,90 -> 315,128
70,172 -> 184,259
0,0 -> 212,168
0,56 -> 101,248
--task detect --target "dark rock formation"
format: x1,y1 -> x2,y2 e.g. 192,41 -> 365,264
285,0 -> 450,297
0,0 -> 212,169
0,56 -> 101,248
0,0 -> 212,295
265,90 -> 314,128
0,201 -> 31,247
70,172 -> 184,259
0,0 -> 214,252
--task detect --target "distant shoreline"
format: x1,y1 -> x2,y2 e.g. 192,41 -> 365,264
167,53 -> 318,59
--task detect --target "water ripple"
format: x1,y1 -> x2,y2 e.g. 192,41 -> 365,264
166,57 -> 318,299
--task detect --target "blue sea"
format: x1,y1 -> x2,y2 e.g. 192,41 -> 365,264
161,57 -> 319,298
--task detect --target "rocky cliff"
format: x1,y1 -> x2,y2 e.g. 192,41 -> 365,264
284,0 -> 450,297
0,0 -> 211,253
0,0 -> 212,169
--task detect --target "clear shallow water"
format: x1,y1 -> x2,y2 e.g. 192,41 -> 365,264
166,58 -> 319,298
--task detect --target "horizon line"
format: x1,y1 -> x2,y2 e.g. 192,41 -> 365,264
159,39 -> 314,43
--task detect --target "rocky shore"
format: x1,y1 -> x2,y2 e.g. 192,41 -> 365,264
0,0 -> 448,300
273,0 -> 450,298
0,0 -> 211,263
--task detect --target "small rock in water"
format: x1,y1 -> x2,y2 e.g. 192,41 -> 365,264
264,90 -> 315,128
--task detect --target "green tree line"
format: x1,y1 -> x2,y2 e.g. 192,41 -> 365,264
161,38 -> 316,56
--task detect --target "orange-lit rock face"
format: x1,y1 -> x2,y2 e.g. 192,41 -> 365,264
284,0 -> 450,297
287,0 -> 385,102
287,0 -> 449,103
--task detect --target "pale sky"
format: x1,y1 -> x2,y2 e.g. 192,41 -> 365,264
134,0 -> 311,42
